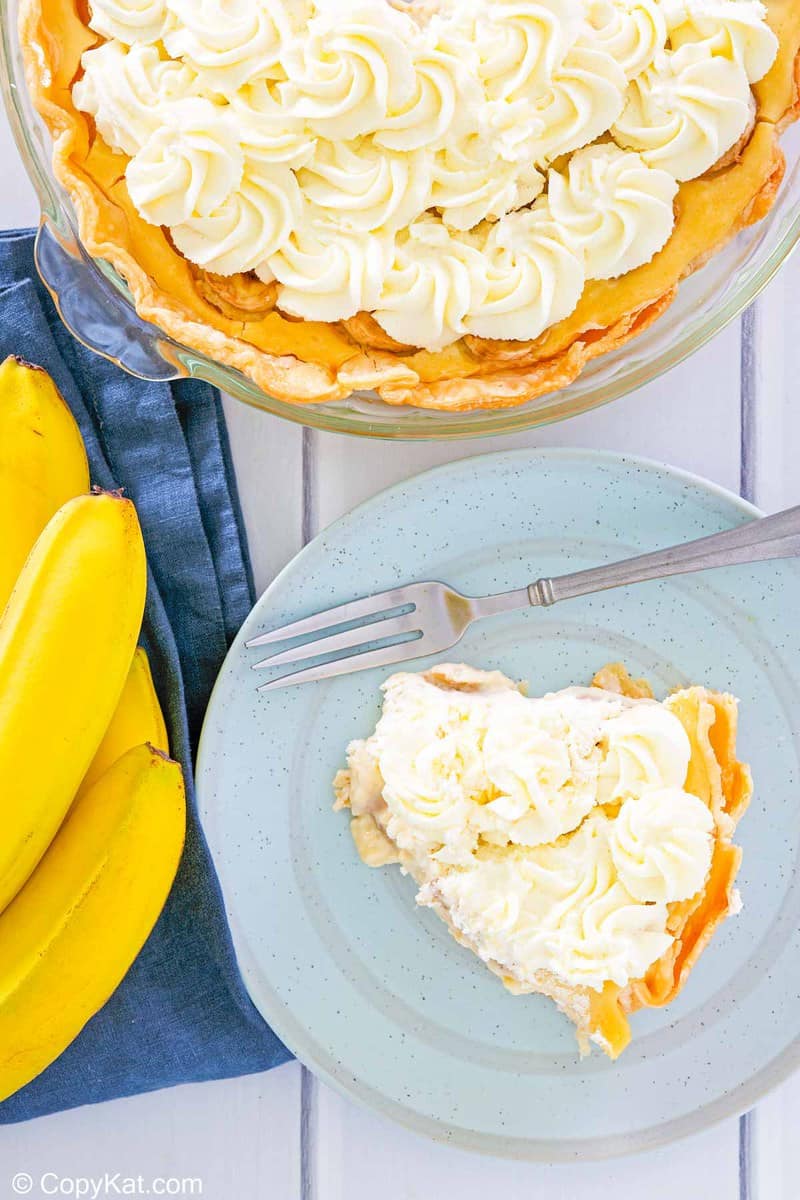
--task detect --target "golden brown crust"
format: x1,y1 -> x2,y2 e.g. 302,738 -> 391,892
375,289 -> 678,411
589,661 -> 654,699
585,668 -> 752,1057
341,312 -> 414,353
19,0 -> 800,411
776,49 -> 800,131
193,270 -> 279,321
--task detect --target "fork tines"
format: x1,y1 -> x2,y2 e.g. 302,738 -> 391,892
245,584 -> 432,691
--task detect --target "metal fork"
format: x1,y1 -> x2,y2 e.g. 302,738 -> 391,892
246,503 -> 800,691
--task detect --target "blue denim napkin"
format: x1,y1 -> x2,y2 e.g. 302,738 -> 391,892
0,230 -> 291,1125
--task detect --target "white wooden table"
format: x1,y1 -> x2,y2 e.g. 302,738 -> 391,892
1,107 -> 798,1200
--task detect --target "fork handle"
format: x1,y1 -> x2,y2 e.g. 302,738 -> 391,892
529,504 -> 800,606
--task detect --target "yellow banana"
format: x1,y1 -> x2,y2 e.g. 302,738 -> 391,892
0,744 -> 185,1103
0,362 -> 164,792
0,357 -> 89,611
80,647 -> 169,796
0,491 -> 146,911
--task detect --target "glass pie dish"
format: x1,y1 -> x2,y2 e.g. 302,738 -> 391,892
4,0 -> 800,440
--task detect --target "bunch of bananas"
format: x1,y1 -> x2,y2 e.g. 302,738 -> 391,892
0,357 -> 186,1102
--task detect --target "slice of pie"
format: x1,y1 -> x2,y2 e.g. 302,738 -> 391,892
19,0 -> 800,412
333,661 -> 751,1057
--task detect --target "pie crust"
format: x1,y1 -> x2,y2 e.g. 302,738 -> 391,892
581,663 -> 751,1057
20,0 -> 800,411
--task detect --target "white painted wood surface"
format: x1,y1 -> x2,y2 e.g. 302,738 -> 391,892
0,105 -> 796,1200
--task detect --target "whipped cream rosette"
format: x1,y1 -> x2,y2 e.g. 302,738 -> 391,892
126,97 -> 245,228
86,0 -> 169,45
373,22 -> 483,152
525,43 -> 628,162
298,137 -> 433,233
73,0 -> 780,349
231,82 -> 317,170
73,41 -> 199,157
162,0 -> 306,91
278,0 -> 420,140
609,787 -> 714,903
465,201 -> 586,340
664,0 -> 779,83
612,41 -> 754,180
581,0 -> 667,80
373,214 -> 488,350
170,162 -> 302,275
430,131 -> 544,230
599,698 -> 691,798
548,143 -> 678,278
261,219 -> 392,321
449,0 -> 584,102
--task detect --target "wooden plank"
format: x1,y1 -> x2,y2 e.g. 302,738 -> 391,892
0,114 -> 39,226
221,400 -> 304,595
740,269 -> 800,514
308,1078 -> 739,1200
750,1078 -> 799,1200
0,1066 -> 302,1198
739,251 -> 800,1200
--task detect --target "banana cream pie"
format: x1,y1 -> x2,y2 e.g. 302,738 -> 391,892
334,662 -> 751,1057
21,0 -> 800,410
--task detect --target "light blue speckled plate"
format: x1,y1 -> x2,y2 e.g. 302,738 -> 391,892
196,449 -> 800,1161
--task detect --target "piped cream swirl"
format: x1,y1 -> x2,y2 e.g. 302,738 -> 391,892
162,0 -> 305,91
612,42 -> 753,181
74,41 -> 199,157
374,32 -> 481,152
261,220 -> 393,322
466,201 -> 585,340
170,163 -> 301,274
431,133 -> 544,230
87,0 -> 168,45
126,97 -> 243,227
609,788 -> 714,902
600,700 -> 692,799
373,215 -> 488,350
466,0 -> 584,103
580,0 -> 666,80
549,144 -> 677,279
278,0 -> 419,141
298,138 -> 433,233
231,82 -> 317,170
665,0 -> 778,85
526,44 -> 628,163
